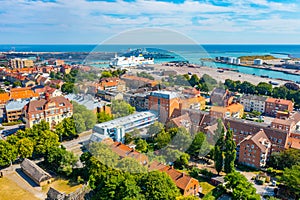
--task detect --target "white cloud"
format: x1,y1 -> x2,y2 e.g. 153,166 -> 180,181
0,0 -> 300,43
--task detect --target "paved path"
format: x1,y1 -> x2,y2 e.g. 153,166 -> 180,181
62,130 -> 92,155
238,171 -> 275,198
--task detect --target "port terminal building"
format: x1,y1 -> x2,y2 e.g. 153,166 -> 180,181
90,111 -> 158,143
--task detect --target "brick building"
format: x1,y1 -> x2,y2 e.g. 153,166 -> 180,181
24,95 -> 73,128
238,130 -> 271,169
148,91 -> 180,123
265,98 -> 293,117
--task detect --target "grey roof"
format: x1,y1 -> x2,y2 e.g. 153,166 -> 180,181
65,94 -> 104,111
93,111 -> 157,130
21,158 -> 52,184
5,99 -> 30,112
150,90 -> 178,99
46,187 -> 65,200
212,88 -> 226,95
241,94 -> 268,101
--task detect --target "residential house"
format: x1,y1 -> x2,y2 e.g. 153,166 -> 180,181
21,158 -> 52,186
5,99 -> 30,122
225,118 -> 289,152
121,74 -> 158,89
60,65 -> 72,74
265,98 -> 293,117
167,113 -> 192,132
237,130 -> 271,169
99,77 -> 126,92
210,88 -> 233,106
97,90 -> 123,101
271,112 -> 300,133
240,94 -> 267,113
210,103 -> 244,119
23,95 -> 73,128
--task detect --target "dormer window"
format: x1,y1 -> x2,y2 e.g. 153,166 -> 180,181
59,103 -> 65,106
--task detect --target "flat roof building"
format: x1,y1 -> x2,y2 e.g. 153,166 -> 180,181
92,111 -> 158,142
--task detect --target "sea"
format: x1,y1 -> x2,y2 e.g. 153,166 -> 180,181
1,44 -> 300,82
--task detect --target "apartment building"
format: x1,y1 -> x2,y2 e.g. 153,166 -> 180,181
5,100 -> 30,122
10,58 -> 34,68
240,94 -> 267,113
148,91 -> 180,123
210,103 -> 244,119
238,130 -> 271,169
91,111 -> 158,142
265,98 -> 293,117
24,95 -> 73,128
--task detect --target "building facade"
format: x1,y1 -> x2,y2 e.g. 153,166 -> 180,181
240,94 -> 267,113
91,111 -> 158,142
10,58 -> 34,68
5,100 -> 30,122
265,98 -> 293,117
24,95 -> 73,128
148,91 -> 179,123
238,130 -> 271,169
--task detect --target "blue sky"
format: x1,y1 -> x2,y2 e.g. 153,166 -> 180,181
1,0 -> 300,44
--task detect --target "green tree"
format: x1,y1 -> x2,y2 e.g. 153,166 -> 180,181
214,120 -> 225,175
117,157 -> 147,173
56,117 -> 77,139
0,140 -> 17,167
214,146 -> 223,175
170,127 -> 192,152
45,146 -> 78,176
224,127 -> 236,174
147,121 -> 164,137
135,139 -> 148,153
268,148 -> 300,170
189,74 -> 200,87
256,82 -> 272,95
34,130 -> 60,155
13,80 -> 22,88
61,82 -> 75,94
174,153 -> 190,169
73,113 -> 86,133
140,170 -> 180,200
101,71 -> 113,78
240,81 -> 255,94
111,100 -> 135,118
88,142 -> 120,168
97,111 -> 113,123
280,164 -> 300,198
155,130 -> 171,150
188,132 -> 210,157
93,172 -> 144,200
273,86 -> 289,99
224,171 -> 260,200
16,138 -> 34,159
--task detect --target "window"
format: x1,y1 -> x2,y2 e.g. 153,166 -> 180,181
251,144 -> 254,149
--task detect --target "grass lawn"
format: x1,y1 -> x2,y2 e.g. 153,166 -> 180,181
199,181 -> 215,195
43,179 -> 82,194
0,177 -> 39,200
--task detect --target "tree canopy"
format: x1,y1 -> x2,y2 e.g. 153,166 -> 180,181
224,171 -> 260,200
111,100 -> 135,118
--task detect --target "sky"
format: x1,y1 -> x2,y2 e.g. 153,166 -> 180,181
1,0 -> 300,44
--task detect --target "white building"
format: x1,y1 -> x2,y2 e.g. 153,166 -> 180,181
91,111 -> 158,143
240,94 -> 267,113
254,59 -> 263,65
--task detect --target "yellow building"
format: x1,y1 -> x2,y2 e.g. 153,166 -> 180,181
10,58 -> 34,68
210,103 -> 244,119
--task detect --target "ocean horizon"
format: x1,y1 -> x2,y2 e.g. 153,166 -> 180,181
1,44 -> 300,82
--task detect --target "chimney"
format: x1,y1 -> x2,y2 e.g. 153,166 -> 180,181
45,93 -> 50,101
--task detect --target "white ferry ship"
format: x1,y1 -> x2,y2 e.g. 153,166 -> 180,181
109,54 -> 154,68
